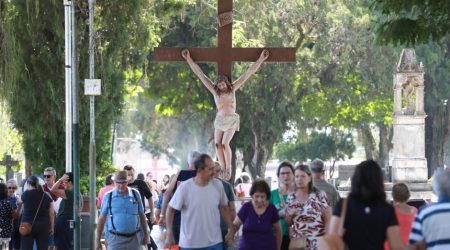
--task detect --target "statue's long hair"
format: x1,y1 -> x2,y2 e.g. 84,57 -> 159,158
214,75 -> 233,95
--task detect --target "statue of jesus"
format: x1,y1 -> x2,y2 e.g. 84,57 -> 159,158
182,49 -> 269,179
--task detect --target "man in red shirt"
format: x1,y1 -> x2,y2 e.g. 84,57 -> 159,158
97,174 -> 115,208
41,166 -> 64,250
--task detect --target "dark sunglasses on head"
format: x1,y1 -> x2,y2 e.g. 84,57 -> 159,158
8,186 -> 17,190
43,175 -> 53,178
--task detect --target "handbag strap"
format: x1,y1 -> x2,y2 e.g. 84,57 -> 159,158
337,198 -> 348,237
31,193 -> 45,226
278,189 -> 286,207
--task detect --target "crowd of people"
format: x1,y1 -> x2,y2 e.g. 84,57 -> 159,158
1,155 -> 450,250
0,167 -> 74,250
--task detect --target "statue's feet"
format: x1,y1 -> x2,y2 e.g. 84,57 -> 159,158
223,167 -> 231,181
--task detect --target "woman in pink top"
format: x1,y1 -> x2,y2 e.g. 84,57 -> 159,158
385,183 -> 417,250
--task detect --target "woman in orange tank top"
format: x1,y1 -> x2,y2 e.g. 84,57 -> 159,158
385,183 -> 417,250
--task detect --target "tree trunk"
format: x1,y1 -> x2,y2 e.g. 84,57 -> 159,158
378,123 -> 391,168
425,112 -> 449,177
358,126 -> 378,160
25,158 -> 32,178
230,144 -> 237,186
243,128 -> 273,180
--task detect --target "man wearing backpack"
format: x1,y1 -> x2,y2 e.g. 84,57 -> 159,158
96,171 -> 149,249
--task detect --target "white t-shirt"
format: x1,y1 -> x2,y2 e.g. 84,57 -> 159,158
169,178 -> 228,248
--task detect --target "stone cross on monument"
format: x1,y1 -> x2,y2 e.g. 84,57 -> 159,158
392,49 -> 428,182
148,0 -> 296,81
0,154 -> 19,181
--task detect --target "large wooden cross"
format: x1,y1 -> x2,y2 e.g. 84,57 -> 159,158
148,0 -> 296,81
0,154 -> 19,181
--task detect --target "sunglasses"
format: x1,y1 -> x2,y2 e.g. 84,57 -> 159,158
43,175 -> 53,178
115,181 -> 127,184
8,187 -> 18,190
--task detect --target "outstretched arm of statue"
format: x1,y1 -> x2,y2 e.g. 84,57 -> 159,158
181,49 -> 215,94
233,49 -> 269,90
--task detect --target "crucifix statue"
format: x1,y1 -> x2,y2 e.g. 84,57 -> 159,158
0,154 -> 19,181
149,0 -> 296,179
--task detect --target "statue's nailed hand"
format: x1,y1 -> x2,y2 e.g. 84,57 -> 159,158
261,49 -> 269,60
181,49 -> 190,59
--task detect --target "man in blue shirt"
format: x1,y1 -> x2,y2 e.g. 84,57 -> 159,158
409,169 -> 450,250
96,171 -> 149,249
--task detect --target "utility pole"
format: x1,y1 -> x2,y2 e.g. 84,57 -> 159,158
71,0 -> 81,248
64,0 -> 72,173
87,0 -> 98,249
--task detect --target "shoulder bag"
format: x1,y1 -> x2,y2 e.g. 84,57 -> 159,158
19,192 -> 45,236
317,198 -> 348,250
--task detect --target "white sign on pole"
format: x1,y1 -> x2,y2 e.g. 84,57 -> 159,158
84,79 -> 101,96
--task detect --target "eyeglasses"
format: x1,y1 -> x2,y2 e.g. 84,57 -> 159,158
8,187 -> 17,190
43,175 -> 53,178
115,181 -> 127,184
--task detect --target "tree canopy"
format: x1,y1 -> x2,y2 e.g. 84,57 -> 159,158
372,0 -> 450,44
0,1 -> 183,183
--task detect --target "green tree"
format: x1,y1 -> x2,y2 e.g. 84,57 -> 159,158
0,1 -> 183,179
289,0 -> 399,168
275,130 -> 355,177
0,102 -> 24,178
121,0 -> 400,180
370,0 -> 450,175
137,0 -> 336,179
372,0 -> 450,44
415,40 -> 450,175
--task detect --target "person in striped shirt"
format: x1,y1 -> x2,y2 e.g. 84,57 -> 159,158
409,169 -> 450,250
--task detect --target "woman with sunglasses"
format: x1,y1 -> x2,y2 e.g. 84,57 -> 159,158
0,182 -> 14,249
6,179 -> 22,250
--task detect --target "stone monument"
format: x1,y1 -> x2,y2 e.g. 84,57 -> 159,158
392,48 -> 428,182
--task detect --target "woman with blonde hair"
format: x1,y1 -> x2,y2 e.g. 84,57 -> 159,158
6,179 -> 22,250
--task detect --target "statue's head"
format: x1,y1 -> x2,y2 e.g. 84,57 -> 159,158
214,75 -> 233,93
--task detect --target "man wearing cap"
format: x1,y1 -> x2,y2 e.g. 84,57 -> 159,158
310,159 -> 340,207
96,171 -> 149,249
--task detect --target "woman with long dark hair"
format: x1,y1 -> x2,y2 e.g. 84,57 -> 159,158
328,160 -> 405,250
21,175 -> 54,250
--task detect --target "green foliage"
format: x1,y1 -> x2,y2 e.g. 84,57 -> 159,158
274,130 -> 355,163
372,0 -> 450,44
0,1 -> 183,180
0,103 -> 23,164
116,0 -> 401,177
79,160 -> 116,195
